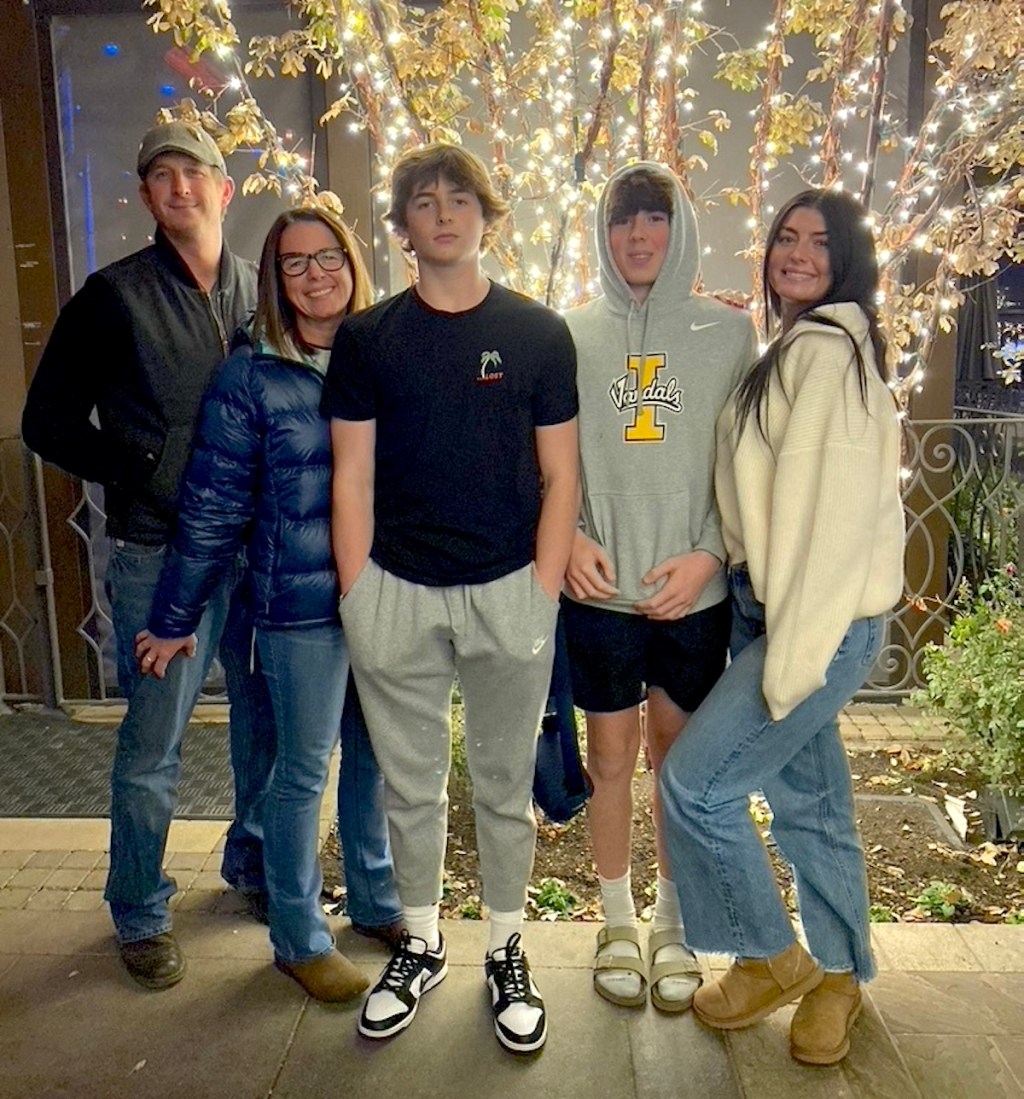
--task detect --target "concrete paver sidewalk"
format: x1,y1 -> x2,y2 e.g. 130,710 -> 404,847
2,897 -> 1023,1099
2,704 -> 1022,1098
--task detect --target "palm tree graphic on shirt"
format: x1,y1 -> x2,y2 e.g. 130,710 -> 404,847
479,350 -> 503,381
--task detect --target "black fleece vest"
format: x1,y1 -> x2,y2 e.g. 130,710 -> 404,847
96,234 -> 256,542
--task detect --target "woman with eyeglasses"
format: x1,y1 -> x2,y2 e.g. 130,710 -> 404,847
135,207 -> 377,1001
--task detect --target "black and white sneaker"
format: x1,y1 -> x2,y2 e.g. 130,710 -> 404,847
484,932 -> 547,1053
358,932 -> 448,1040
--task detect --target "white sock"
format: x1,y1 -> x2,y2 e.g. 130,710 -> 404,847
403,903 -> 440,951
653,873 -> 682,932
487,907 -> 524,956
600,870 -> 638,929
595,871 -> 641,1001
650,875 -> 699,1005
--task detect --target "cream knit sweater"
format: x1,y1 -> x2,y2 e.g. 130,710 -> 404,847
715,302 -> 905,721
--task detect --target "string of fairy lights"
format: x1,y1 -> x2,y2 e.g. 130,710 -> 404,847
144,0 -> 1023,404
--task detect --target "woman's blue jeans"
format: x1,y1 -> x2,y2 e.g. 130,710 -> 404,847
659,568 -> 883,979
257,624 -> 349,964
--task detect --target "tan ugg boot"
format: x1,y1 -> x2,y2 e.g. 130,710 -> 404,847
692,940 -> 823,1030
790,971 -> 862,1065
276,949 -> 369,1002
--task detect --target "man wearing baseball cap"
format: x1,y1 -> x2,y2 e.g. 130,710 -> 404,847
23,120 -> 272,990
136,119 -> 228,176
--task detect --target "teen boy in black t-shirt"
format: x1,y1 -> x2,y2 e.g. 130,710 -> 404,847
321,143 -> 579,1054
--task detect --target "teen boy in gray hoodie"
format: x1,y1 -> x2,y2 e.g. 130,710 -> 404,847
563,163 -> 755,1012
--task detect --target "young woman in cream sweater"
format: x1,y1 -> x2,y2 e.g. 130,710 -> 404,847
659,189 -> 904,1065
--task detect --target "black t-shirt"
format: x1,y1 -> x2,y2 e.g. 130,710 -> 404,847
321,282 -> 578,586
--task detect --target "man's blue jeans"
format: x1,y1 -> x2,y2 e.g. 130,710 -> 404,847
659,568 -> 883,980
339,673 -> 401,929
104,541 -> 275,943
257,623 -> 349,964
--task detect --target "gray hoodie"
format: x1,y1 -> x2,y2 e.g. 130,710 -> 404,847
564,162 -> 756,615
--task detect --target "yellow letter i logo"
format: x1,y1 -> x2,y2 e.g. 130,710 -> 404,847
623,353 -> 667,442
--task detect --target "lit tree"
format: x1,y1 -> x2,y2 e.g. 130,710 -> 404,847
143,0 -> 1024,395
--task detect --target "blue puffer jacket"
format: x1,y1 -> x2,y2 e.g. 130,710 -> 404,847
148,334 -> 338,637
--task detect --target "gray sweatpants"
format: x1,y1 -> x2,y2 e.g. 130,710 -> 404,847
339,560 -> 559,912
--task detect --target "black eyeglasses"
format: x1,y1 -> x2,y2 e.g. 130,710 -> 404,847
278,247 -> 348,277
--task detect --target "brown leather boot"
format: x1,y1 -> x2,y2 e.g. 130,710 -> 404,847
790,971 -> 862,1065
118,932 -> 186,990
693,940 -> 823,1030
275,949 -> 370,1002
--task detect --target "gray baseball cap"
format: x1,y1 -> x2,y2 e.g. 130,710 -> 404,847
137,121 -> 227,178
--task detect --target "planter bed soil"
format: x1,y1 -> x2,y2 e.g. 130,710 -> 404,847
322,745 -> 1024,925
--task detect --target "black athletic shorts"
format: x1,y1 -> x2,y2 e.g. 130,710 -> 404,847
561,595 -> 731,714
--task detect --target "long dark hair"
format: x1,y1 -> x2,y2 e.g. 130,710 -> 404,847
734,189 -> 889,438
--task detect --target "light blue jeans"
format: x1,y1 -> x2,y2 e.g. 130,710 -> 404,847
338,674 -> 401,929
659,567 -> 882,979
105,542 -> 275,944
257,623 -> 348,964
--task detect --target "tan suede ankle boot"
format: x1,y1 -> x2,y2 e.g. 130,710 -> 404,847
692,940 -> 823,1030
790,971 -> 862,1065
275,949 -> 369,1002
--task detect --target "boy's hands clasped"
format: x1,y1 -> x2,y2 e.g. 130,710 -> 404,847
566,531 -> 718,621
635,550 -> 719,621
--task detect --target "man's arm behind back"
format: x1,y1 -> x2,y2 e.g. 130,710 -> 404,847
22,276 -> 135,487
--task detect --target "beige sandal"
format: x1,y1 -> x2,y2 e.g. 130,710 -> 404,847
649,928 -> 703,1013
593,926 -> 647,1008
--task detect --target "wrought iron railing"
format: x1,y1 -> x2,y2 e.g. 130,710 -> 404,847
863,415 -> 1024,698
66,481 -> 117,700
4,415 -> 1024,704
0,439 -> 42,703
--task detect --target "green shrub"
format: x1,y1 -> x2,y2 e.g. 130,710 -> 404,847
459,896 -> 483,920
913,565 -> 1024,795
911,881 -> 973,922
529,877 -> 578,918
947,469 -> 1022,589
